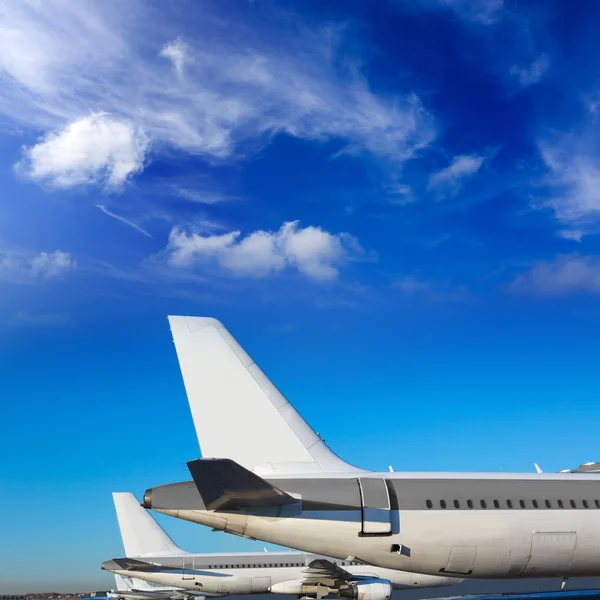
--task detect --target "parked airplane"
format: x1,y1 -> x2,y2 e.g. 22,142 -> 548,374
108,573 -> 194,600
103,493 -> 459,600
142,316 -> 600,582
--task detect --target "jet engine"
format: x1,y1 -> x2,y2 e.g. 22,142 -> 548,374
339,580 -> 392,600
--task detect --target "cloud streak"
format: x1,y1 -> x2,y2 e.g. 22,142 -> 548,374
96,204 -> 152,237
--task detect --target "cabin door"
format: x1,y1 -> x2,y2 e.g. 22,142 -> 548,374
358,478 -> 392,535
522,531 -> 577,576
182,556 -> 195,580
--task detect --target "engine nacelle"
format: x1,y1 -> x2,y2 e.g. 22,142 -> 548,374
341,580 -> 393,600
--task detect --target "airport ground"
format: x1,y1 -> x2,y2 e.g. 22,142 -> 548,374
5,578 -> 600,600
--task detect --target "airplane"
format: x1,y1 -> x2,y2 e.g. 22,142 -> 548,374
142,316 -> 600,582
108,573 -> 196,600
102,493 -> 460,600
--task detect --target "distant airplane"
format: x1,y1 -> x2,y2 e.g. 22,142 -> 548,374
103,493 -> 459,600
108,573 -> 195,600
142,316 -> 600,581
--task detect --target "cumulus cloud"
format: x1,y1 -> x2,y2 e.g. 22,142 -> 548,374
16,113 -> 148,189
0,249 -> 77,284
2,0 -> 435,176
510,254 -> 600,296
428,153 -> 485,197
164,220 -> 367,281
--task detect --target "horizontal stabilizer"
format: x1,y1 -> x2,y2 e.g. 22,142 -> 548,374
104,558 -> 162,573
187,458 -> 297,511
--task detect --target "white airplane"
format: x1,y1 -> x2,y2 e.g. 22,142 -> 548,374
102,493 -> 459,600
108,573 -> 193,600
142,316 -> 600,582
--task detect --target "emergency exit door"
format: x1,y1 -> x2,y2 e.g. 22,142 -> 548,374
182,556 -> 195,580
358,478 -> 392,535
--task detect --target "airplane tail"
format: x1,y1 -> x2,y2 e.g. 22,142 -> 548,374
115,574 -> 132,592
113,492 -> 185,557
168,316 -> 362,475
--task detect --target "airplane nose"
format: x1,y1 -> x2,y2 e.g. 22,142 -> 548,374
142,489 -> 152,508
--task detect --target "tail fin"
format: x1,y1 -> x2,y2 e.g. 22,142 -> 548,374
113,492 -> 185,557
115,574 -> 132,592
168,316 -> 360,475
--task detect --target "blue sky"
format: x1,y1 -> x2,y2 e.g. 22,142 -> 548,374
3,0 -> 600,592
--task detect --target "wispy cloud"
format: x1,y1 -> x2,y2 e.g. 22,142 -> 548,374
175,187 -> 234,205
162,220 -> 371,281
2,0 -> 435,185
160,38 -> 190,77
420,0 -> 505,26
510,254 -> 600,296
428,153 -> 485,197
509,54 -> 550,87
394,276 -> 468,302
0,249 -> 77,284
96,204 -> 152,238
8,311 -> 70,326
536,111 -> 600,238
16,113 -> 148,189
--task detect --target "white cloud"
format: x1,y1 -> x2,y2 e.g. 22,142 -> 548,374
536,123 -> 600,237
17,113 -> 148,189
164,220 -> 367,281
160,38 -> 190,77
428,153 -> 485,197
510,254 -> 600,296
509,54 -> 550,87
1,0 -> 435,174
0,249 -> 77,284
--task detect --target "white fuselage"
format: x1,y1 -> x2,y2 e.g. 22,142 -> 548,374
150,471 -> 600,579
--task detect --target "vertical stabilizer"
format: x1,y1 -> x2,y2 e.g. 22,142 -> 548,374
115,574 -> 132,592
168,316 -> 362,475
113,492 -> 185,557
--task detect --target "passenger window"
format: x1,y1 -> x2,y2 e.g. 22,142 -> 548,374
493,500 -> 500,508
506,500 -> 513,509
519,500 -> 525,508
440,500 -> 447,509
467,499 -> 473,509
545,500 -> 551,508
454,500 -> 460,509
480,499 -> 487,508
532,499 -> 539,508
583,500 -> 589,508
595,500 -> 600,508
571,500 -> 577,508
426,499 -> 433,509
558,499 -> 564,508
